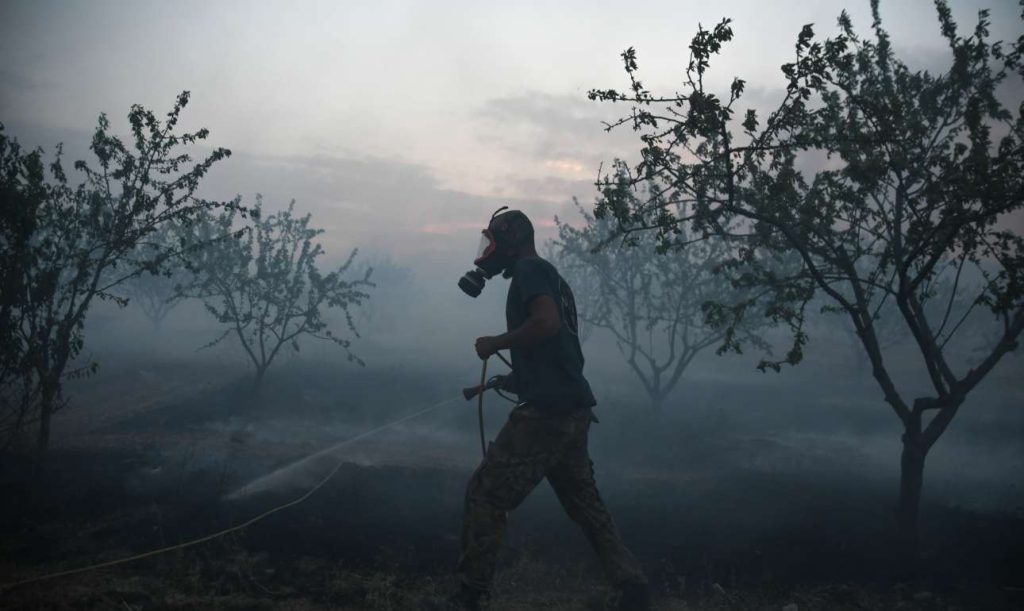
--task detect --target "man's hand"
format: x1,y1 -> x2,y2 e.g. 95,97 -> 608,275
475,336 -> 501,360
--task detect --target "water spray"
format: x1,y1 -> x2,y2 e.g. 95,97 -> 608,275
225,396 -> 459,499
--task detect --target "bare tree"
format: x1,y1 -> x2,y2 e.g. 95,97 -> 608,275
115,223 -> 189,328
556,181 -> 766,411
180,196 -> 372,388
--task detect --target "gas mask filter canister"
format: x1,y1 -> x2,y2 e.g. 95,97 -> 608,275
459,268 -> 487,298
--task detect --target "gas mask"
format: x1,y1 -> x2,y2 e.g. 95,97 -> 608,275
458,207 -> 532,298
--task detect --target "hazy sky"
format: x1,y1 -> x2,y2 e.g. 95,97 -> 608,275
1,0 -> 1018,265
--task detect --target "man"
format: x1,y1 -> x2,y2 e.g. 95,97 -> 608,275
450,208 -> 650,610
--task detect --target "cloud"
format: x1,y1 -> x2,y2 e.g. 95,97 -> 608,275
500,174 -> 597,205
477,91 -> 636,163
471,91 -> 644,204
0,119 -> 574,269
197,150 -> 567,266
418,221 -> 487,236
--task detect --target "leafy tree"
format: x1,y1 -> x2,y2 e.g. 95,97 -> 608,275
0,125 -> 48,448
0,94 -> 236,453
556,175 -> 766,411
588,0 -> 1023,552
179,197 -> 372,387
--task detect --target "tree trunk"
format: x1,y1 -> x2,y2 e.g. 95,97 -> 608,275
253,364 -> 267,389
897,422 -> 927,564
35,381 -> 57,456
853,343 -> 869,376
31,378 -> 59,487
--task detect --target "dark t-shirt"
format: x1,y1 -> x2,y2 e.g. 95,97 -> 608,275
504,257 -> 597,411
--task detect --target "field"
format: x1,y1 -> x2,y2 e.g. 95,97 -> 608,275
1,354 -> 1022,610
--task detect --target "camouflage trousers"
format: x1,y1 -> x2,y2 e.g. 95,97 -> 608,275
457,403 -> 647,592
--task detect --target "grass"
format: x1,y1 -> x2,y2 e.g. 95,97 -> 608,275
4,539 -> 1020,610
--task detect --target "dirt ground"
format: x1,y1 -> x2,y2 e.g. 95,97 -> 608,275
1,358 -> 1022,610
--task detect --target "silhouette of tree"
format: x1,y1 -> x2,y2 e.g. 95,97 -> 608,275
556,174 -> 767,411
114,223 -> 189,328
179,196 -> 372,388
0,93 -> 237,454
0,125 -> 48,449
588,0 -> 1024,553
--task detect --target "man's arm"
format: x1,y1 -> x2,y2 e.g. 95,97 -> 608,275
475,295 -> 560,359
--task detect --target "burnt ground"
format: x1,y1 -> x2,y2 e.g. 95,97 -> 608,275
0,357 -> 1023,610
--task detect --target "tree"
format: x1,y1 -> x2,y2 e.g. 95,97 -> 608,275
0,125 -> 48,449
556,176 -> 766,411
587,0 -> 1023,553
0,93 -> 236,454
349,253 -> 412,332
823,271 -> 981,375
179,196 -> 372,387
114,223 -> 189,328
